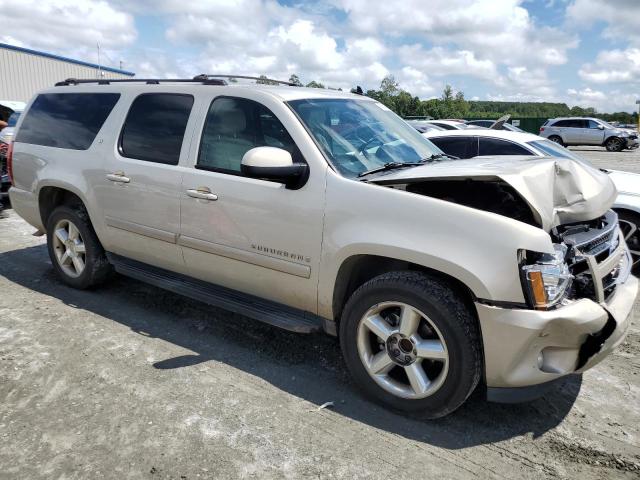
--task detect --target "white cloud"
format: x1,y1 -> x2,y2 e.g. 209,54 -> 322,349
567,0 -> 640,46
0,0 -> 136,57
398,45 -> 499,81
578,48 -> 640,85
566,87 -> 640,113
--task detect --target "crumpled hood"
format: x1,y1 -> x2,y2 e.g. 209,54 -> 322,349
368,156 -> 617,231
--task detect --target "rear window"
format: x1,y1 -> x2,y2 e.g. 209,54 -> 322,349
16,93 -> 120,150
429,136 -> 477,159
119,93 -> 194,165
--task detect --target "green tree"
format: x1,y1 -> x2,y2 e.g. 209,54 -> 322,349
288,74 -> 302,86
305,80 -> 325,89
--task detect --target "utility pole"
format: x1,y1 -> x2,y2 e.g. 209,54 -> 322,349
97,42 -> 102,77
636,100 -> 640,131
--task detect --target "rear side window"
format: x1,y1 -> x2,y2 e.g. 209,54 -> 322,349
478,138 -> 533,156
429,136 -> 477,159
15,93 -> 120,150
120,93 -> 194,165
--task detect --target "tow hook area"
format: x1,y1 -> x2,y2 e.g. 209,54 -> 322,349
576,313 -> 616,369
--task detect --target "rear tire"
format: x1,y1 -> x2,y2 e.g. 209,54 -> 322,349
605,137 -> 624,152
339,271 -> 482,419
548,135 -> 563,146
46,204 -> 113,289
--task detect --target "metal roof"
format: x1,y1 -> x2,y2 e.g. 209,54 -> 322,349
0,42 -> 135,76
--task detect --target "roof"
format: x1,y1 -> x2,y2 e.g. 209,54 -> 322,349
423,128 -> 542,142
0,100 -> 26,111
0,42 -> 135,76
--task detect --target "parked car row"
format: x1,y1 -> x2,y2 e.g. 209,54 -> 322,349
540,117 -> 639,152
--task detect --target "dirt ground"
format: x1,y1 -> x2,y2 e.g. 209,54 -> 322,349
1,147 -> 639,479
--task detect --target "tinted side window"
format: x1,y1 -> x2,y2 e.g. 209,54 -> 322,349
120,94 -> 194,165
198,97 -> 302,173
552,120 -> 571,128
587,120 -> 601,129
479,138 -> 532,156
16,93 -> 120,150
429,137 -> 477,159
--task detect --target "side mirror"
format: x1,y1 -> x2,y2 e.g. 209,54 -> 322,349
241,147 -> 308,189
598,124 -> 605,130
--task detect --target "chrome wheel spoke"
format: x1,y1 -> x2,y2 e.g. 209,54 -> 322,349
415,339 -> 447,360
398,305 -> 421,336
59,251 -> 71,266
72,256 -> 85,274
363,314 -> 393,341
405,362 -> 430,395
68,222 -> 79,241
367,351 -> 395,375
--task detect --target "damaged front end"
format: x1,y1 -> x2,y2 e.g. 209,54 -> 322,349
367,156 -> 638,395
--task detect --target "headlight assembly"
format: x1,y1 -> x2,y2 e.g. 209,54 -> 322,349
521,244 -> 573,309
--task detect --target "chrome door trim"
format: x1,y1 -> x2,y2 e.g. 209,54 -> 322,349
105,216 -> 178,244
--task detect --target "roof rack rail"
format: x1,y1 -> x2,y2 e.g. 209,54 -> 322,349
54,77 -> 228,87
193,74 -> 297,86
55,74 -> 297,87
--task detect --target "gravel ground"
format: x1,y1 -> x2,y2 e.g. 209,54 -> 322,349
1,150 -> 639,479
569,146 -> 640,174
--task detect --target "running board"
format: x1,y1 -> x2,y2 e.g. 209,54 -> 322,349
106,253 -> 325,334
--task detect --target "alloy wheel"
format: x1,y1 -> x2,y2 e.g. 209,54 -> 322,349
619,219 -> 640,272
356,302 -> 449,399
52,219 -> 87,278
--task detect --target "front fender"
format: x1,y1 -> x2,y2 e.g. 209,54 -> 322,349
318,174 -> 553,319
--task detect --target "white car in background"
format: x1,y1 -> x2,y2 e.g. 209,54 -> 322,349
423,129 -> 640,272
423,119 -> 479,130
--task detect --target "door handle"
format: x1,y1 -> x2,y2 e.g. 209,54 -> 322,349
187,187 -> 218,201
106,171 -> 130,183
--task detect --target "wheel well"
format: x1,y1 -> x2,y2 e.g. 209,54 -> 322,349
613,207 -> 640,220
332,255 -> 477,323
38,187 -> 84,230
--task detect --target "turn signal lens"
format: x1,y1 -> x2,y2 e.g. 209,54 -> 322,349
527,270 -> 547,309
521,244 -> 572,309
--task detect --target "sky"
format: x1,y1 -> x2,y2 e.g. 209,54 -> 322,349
1,0 -> 639,113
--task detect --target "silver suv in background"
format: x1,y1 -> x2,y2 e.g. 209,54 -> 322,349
540,117 -> 638,152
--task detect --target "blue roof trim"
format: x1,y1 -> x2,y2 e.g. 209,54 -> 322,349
0,42 -> 135,76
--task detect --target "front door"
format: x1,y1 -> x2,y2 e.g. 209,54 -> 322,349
582,119 -> 606,145
95,92 -> 196,271
179,96 -> 326,313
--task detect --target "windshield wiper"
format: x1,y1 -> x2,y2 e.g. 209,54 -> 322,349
425,153 -> 459,161
358,161 -> 424,178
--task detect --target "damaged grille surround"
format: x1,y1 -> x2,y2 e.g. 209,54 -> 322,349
554,210 -> 631,304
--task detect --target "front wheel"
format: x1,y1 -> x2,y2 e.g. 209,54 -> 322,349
618,211 -> 640,275
548,135 -> 564,146
605,137 -> 624,152
339,271 -> 482,418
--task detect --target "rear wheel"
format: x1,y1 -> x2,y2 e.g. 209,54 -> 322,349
339,271 -> 482,418
46,204 -> 113,289
605,137 -> 624,152
548,135 -> 563,146
618,211 -> 640,275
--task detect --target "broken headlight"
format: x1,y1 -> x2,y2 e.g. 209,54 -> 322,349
521,244 -> 572,309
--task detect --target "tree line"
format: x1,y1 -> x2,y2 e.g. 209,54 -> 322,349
264,74 -> 638,124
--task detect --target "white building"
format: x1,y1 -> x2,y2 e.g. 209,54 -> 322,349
0,43 -> 135,103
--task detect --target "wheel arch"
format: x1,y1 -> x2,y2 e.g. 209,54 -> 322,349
331,254 -> 479,327
38,183 -> 94,232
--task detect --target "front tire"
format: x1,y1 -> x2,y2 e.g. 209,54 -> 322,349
339,271 -> 482,418
46,204 -> 113,289
605,137 -> 624,152
617,211 -> 640,275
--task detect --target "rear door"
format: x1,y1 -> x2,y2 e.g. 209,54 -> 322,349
95,92 -> 196,271
178,95 -> 326,313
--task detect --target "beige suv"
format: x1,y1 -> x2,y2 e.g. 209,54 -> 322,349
7,76 -> 638,418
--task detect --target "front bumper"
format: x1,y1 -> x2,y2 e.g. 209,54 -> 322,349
476,256 -> 638,390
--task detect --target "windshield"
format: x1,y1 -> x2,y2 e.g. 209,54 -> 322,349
528,139 -> 594,166
288,98 -> 442,178
7,112 -> 21,127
